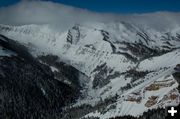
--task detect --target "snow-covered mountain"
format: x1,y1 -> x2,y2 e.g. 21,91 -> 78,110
0,1 -> 180,119
0,34 -> 80,119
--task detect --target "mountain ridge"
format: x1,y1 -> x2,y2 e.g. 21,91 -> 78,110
0,22 -> 179,118
0,1 -> 180,118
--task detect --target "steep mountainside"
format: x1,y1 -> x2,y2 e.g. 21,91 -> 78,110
0,22 -> 179,119
0,1 -> 180,119
0,35 -> 80,119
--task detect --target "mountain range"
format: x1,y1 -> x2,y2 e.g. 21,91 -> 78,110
0,1 -> 180,119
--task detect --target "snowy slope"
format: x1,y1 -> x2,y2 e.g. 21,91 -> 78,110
1,22 -> 180,119
0,1 -> 180,119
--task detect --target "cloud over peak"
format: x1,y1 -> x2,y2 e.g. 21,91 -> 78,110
0,0 -> 180,31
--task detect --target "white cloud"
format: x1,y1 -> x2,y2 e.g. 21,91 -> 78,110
0,1 -> 180,31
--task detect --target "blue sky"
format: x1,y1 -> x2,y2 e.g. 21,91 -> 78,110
0,0 -> 180,13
